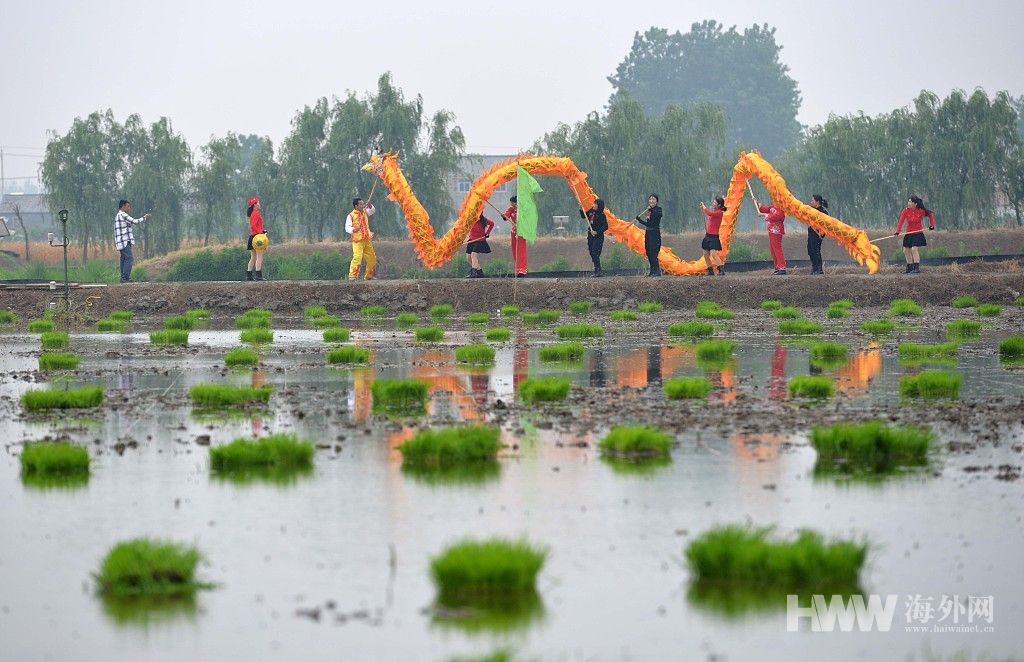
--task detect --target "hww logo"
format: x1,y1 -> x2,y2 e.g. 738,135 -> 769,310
787,594 -> 899,632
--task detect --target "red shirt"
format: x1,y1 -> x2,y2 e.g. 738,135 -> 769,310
468,216 -> 494,241
758,204 -> 785,235
249,208 -> 264,235
896,207 -> 935,234
703,207 -> 723,235
504,206 -> 519,235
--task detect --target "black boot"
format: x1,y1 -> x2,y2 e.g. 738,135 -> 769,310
466,268 -> 476,278
255,270 -> 263,281
593,269 -> 602,278
913,263 -> 921,273
707,267 -> 715,276
905,263 -> 913,274
476,268 -> 485,278
246,271 -> 254,281
717,266 -> 725,276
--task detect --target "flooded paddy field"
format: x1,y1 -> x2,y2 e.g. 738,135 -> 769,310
1,301 -> 1022,661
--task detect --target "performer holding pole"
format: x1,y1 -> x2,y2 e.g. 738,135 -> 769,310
807,194 -> 829,275
465,213 -> 494,278
699,196 -> 726,276
500,195 -> 527,277
749,186 -> 787,275
636,193 -> 663,277
345,197 -> 377,280
578,198 -> 608,277
894,194 -> 935,274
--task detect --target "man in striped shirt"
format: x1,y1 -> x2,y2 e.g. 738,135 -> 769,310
114,199 -> 151,283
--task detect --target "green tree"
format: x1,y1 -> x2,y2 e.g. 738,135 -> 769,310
608,22 -> 802,157
192,134 -> 244,245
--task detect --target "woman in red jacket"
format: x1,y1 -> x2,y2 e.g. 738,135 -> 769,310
895,195 -> 936,273
465,213 -> 495,278
699,195 -> 726,276
246,196 -> 267,281
754,197 -> 787,275
501,195 -> 527,276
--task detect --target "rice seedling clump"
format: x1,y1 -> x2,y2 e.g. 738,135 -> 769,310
234,311 -> 271,329
309,315 -> 341,328
40,331 -> 70,349
430,304 -> 454,319
210,434 -> 314,471
825,303 -> 850,319
668,321 -> 715,338
224,349 -> 259,366
773,306 -> 800,319
303,305 -> 328,319
610,309 -> 637,321
599,426 -> 673,460
518,377 -> 571,402
96,318 -> 127,333
20,441 -> 90,477
163,315 -> 193,330
946,319 -> 982,339
466,312 -> 491,324
998,336 -> 1024,361
778,320 -> 823,335
240,329 -> 274,344
109,310 -> 135,321
663,376 -> 713,399
975,304 -> 1002,317
695,301 -> 735,320
860,319 -> 894,336
811,421 -> 933,469
361,305 -> 387,319
1017,296 -> 1024,307
638,301 -> 663,313
455,344 -> 496,364
396,312 -> 419,327
322,327 -> 352,343
760,300 -> 783,311
485,327 -> 511,342
951,296 -> 978,308
500,305 -> 520,317
899,372 -> 961,399
899,342 -> 958,362
569,300 -> 592,315
22,386 -> 104,411
96,538 -> 207,597
38,352 -> 80,371
788,376 -> 835,399
399,426 -> 501,467
556,323 -> 604,339
0,310 -> 17,324
888,298 -> 922,317
538,342 -> 584,362
372,379 -> 429,415
326,347 -> 371,364
28,320 -> 54,333
430,538 -> 547,605
416,326 -> 445,342
189,384 -> 272,407
150,330 -> 189,346
810,342 -> 848,363
696,340 -> 735,361
522,309 -> 561,325
185,309 -> 209,322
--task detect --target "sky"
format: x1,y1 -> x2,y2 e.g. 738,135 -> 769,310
1,0 -> 1022,184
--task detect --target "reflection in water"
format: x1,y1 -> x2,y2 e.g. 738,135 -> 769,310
251,369 -> 266,437
210,465 -> 314,487
600,455 -> 672,477
768,344 -> 787,400
21,472 -> 90,491
646,345 -> 662,385
834,349 -> 882,396
100,593 -> 199,628
687,581 -> 863,620
431,591 -> 545,636
401,462 -> 501,487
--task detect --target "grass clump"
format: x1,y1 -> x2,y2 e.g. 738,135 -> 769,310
303,305 -> 328,319
610,309 -> 637,321
149,330 -> 189,346
96,318 -> 127,333
234,311 -> 271,329
20,441 -> 90,478
899,342 -> 958,363
899,371 -> 961,399
825,303 -> 849,319
888,298 -> 922,317
309,314 -> 341,328
38,352 -> 80,371
416,326 -> 445,342
831,299 -> 855,310
210,434 -> 313,472
395,312 -> 419,328
599,425 -> 673,460
999,336 -> 1024,361
951,296 -> 978,308
638,300 -> 663,313
322,327 -> 352,343
0,310 -> 17,324
96,538 -> 207,598
163,315 -> 193,330
773,306 -> 801,319
778,320 -> 823,335
500,305 -> 520,317
431,538 -> 547,606
28,319 -> 54,333
522,309 -> 561,325
760,300 -> 783,311
975,303 -> 1002,317
466,312 -> 491,324
22,386 -> 104,411
518,376 -> 571,403
946,319 -> 982,340
430,304 -> 454,319
696,340 -> 735,361
361,304 -> 388,319
326,346 -> 371,364
668,321 -> 715,338
809,342 -> 849,367
240,328 -> 274,344
455,344 -> 496,365
224,348 -> 259,366
811,421 -> 933,472
695,301 -> 734,320
663,377 -> 713,400
399,426 -> 501,467
372,378 -> 429,415
185,309 -> 209,322
569,300 -> 592,315
109,310 -> 135,321
860,319 -> 895,336
538,342 -> 585,362
556,323 -> 604,339
1017,295 -> 1024,307
189,384 -> 272,407
685,526 -> 866,594
788,376 -> 835,399
40,331 -> 70,349
485,327 -> 511,342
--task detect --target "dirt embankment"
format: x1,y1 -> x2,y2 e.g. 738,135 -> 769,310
3,272 -> 1023,319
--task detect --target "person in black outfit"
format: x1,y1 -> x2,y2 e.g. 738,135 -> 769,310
579,198 -> 609,277
807,194 -> 828,275
636,193 -> 663,276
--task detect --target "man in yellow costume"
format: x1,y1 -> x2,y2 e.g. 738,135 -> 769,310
345,197 -> 377,280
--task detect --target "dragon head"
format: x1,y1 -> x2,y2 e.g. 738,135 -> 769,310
362,149 -> 399,174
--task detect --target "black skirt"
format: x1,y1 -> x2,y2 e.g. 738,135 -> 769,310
466,240 -> 491,254
246,234 -> 257,250
701,233 -> 722,251
903,232 -> 927,248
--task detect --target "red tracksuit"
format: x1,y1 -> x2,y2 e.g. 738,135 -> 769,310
505,206 -> 527,274
896,207 -> 935,234
759,204 -> 786,270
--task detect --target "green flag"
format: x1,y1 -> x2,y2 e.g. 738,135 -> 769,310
515,165 -> 543,243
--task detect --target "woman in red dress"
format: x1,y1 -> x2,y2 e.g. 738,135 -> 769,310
895,195 -> 936,273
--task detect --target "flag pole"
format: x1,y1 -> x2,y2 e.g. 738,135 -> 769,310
568,182 -> 595,233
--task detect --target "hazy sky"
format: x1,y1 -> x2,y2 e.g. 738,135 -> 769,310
2,0 -> 1022,182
